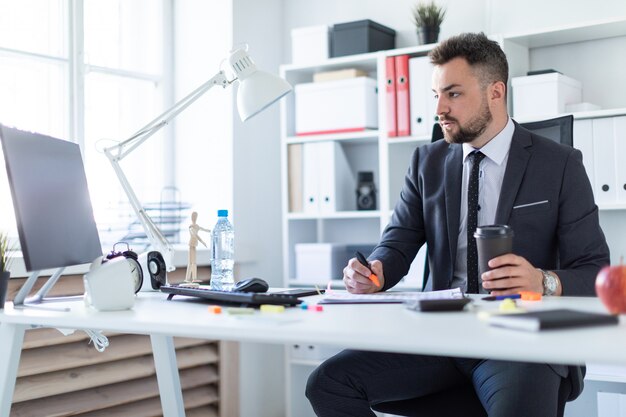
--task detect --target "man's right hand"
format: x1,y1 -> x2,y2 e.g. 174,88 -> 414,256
343,258 -> 384,294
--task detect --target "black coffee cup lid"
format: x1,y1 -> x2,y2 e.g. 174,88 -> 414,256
474,224 -> 514,238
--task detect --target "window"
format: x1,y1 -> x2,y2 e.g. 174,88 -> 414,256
0,0 -> 171,249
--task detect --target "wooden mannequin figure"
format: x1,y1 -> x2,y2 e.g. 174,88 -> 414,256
183,211 -> 210,286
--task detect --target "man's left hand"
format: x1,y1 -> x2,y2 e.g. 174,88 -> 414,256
481,254 -> 544,295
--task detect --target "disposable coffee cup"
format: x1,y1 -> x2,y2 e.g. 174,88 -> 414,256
474,225 -> 514,278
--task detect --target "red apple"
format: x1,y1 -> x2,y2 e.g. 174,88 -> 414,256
596,264 -> 626,314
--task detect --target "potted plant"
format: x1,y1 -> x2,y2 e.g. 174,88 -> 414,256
0,231 -> 13,309
412,1 -> 446,45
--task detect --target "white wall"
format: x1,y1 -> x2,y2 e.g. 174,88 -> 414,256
487,0 -> 626,34
232,1 -> 286,416
174,0 -> 233,247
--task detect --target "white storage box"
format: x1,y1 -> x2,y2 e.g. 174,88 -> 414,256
512,73 -> 582,119
295,243 -> 347,281
291,25 -> 330,65
295,77 -> 378,136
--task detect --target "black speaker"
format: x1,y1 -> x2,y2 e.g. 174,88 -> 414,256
356,171 -> 377,210
147,251 -> 167,289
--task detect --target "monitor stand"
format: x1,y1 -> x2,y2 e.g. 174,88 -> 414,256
12,267 -> 82,312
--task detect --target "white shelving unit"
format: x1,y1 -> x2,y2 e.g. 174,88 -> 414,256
280,45 -> 434,417
280,18 -> 626,417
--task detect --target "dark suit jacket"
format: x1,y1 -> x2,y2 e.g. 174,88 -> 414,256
370,122 -> 610,400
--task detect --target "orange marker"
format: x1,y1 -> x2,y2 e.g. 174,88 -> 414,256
208,305 -> 222,314
519,291 -> 542,301
356,251 -> 381,287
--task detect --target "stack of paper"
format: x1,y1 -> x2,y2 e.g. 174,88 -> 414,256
319,288 -> 463,304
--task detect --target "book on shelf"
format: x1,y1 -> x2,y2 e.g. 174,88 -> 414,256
488,308 -> 618,332
288,143 -> 303,213
313,68 -> 368,83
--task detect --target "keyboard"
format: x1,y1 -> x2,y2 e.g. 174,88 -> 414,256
160,285 -> 303,307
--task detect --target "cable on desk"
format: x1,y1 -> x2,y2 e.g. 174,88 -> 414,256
84,329 -> 109,352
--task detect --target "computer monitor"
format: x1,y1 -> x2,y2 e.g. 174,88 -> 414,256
519,115 -> 574,147
0,125 -> 102,308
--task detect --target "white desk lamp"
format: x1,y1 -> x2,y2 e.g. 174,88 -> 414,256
104,45 -> 291,272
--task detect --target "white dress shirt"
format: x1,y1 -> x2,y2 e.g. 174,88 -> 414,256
451,117 -> 515,292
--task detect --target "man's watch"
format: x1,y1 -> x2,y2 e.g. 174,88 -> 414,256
540,269 -> 558,296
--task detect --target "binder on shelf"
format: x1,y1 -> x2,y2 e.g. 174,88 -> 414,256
302,142 -> 320,214
614,116 -> 626,203
288,144 -> 304,213
573,120 -> 594,189
318,141 -> 355,213
591,118 -> 618,204
395,54 -> 411,137
385,56 -> 397,137
409,56 -> 435,138
302,141 -> 356,213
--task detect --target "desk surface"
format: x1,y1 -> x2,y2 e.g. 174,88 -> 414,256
1,293 -> 624,366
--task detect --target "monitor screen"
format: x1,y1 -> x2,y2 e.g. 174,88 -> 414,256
0,125 -> 102,271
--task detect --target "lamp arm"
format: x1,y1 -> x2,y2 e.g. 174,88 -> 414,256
103,70 -> 232,271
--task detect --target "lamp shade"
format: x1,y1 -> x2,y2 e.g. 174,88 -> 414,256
228,47 -> 292,121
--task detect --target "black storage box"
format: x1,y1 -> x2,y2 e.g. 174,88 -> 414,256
331,19 -> 396,58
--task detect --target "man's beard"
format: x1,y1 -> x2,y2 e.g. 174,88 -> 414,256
441,98 -> 493,144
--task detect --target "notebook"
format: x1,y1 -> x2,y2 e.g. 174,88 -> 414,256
160,285 -> 303,307
488,309 -> 619,332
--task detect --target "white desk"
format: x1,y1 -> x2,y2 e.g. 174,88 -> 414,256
1,293 -> 624,417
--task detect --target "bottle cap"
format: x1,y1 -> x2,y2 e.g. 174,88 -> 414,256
217,209 -> 228,217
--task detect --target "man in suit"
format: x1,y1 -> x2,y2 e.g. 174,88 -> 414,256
306,32 -> 609,417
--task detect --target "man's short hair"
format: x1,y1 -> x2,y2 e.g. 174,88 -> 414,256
429,32 -> 508,90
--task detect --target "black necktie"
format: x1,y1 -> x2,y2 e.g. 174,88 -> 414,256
467,151 -> 485,294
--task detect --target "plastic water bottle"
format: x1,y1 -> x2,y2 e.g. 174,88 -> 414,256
210,210 -> 235,291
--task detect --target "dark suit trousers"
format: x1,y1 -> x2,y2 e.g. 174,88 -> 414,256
306,350 -> 565,417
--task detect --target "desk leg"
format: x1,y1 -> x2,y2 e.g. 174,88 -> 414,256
150,334 -> 185,417
0,322 -> 26,417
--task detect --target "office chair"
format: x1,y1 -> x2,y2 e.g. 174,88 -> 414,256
519,114 -> 574,147
376,118 -> 576,416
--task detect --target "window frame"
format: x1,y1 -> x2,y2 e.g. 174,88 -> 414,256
0,0 -> 175,241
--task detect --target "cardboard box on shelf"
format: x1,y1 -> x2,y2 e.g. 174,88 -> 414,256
313,68 -> 368,83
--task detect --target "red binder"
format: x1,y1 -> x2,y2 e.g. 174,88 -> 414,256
385,56 -> 397,137
395,54 -> 411,137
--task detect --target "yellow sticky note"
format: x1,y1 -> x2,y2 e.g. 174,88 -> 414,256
499,298 -> 518,312
260,304 -> 285,313
225,307 -> 255,315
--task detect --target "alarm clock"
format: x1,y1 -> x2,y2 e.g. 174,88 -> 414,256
105,242 -> 144,294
